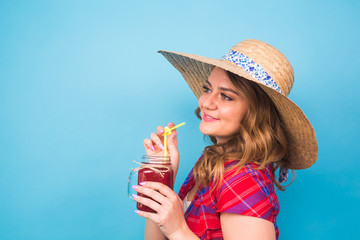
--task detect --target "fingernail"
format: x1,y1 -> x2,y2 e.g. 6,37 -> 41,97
168,123 -> 172,127
150,145 -> 155,151
132,185 -> 139,190
159,128 -> 164,133
135,210 -> 140,214
132,194 -> 138,199
139,182 -> 146,186
159,143 -> 164,150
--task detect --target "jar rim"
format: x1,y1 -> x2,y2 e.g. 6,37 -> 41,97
142,154 -> 171,160
142,154 -> 171,163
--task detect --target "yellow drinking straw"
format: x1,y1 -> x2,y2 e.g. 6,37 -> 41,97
163,122 -> 186,157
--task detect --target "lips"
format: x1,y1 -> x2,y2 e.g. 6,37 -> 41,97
202,112 -> 220,122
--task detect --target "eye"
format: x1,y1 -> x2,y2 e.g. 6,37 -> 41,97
202,85 -> 211,93
221,93 -> 233,101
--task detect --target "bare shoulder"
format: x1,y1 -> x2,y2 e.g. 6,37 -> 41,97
220,212 -> 276,240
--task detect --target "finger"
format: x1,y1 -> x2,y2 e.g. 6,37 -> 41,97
139,181 -> 175,199
167,130 -> 178,153
135,209 -> 159,223
143,139 -> 156,153
150,132 -> 164,150
156,126 -> 165,135
132,194 -> 161,213
133,185 -> 168,205
165,122 -> 176,147
167,122 -> 175,128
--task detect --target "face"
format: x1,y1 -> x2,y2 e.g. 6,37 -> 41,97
198,67 -> 249,144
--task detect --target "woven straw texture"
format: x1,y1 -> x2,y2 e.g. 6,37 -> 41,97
158,39 -> 318,170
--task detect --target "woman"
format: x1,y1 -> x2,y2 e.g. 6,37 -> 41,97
132,39 -> 318,239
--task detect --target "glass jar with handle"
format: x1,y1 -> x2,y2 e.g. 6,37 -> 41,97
127,155 -> 174,213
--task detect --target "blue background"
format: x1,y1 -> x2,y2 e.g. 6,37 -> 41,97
1,0 -> 359,239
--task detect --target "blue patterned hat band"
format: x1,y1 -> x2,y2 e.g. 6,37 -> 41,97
221,50 -> 282,94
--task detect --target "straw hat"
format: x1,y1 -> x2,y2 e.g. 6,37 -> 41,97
158,39 -> 318,170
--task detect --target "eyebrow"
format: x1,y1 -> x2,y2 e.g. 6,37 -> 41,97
205,80 -> 240,96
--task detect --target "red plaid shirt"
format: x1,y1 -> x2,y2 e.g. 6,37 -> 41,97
178,159 -> 280,240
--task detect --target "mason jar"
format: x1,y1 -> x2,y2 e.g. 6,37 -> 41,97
127,155 -> 174,213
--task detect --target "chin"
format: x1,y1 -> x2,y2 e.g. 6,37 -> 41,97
199,127 -> 210,136
199,122 -> 214,135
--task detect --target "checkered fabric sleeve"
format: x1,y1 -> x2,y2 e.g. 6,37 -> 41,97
217,161 -> 279,222
178,160 -> 280,239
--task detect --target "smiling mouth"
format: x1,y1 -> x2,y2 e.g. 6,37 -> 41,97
203,112 -> 220,122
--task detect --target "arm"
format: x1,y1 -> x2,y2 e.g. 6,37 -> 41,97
217,163 -> 278,240
143,199 -> 275,240
134,182 -> 200,240
220,212 -> 276,240
145,219 -> 166,240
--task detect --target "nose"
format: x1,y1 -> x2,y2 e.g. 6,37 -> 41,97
200,92 -> 217,110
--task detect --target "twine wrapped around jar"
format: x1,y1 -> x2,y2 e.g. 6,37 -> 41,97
131,160 -> 171,178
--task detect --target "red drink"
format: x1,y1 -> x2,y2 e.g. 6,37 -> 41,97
137,164 -> 173,213
136,156 -> 173,213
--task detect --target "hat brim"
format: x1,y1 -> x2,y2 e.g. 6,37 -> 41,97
159,50 -> 318,170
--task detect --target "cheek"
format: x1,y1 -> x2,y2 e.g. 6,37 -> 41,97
198,95 -> 204,107
219,106 -> 237,121
198,96 -> 205,112
221,103 -> 248,126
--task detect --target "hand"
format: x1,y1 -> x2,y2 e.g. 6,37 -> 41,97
133,182 -> 190,239
143,123 -> 180,179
